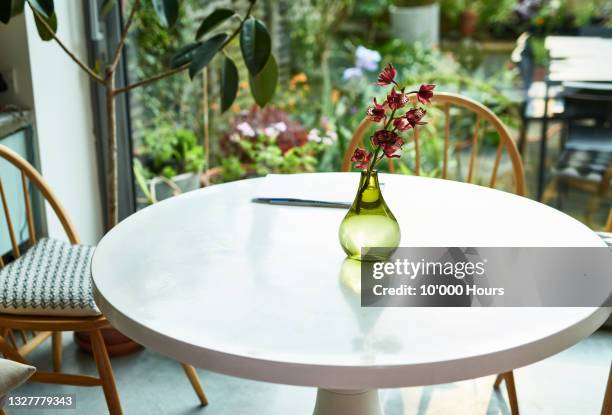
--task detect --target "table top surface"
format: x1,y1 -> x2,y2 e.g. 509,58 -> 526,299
545,35 -> 612,81
92,173 -> 610,389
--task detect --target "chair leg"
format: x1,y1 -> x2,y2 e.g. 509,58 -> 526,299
181,363 -> 208,406
602,364 -> 612,415
541,177 -> 559,206
52,331 -> 62,372
0,334 -> 27,363
518,118 -> 528,157
494,371 -> 519,415
90,329 -> 122,415
493,373 -> 504,389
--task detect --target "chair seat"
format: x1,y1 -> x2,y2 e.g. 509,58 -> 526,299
0,238 -> 100,317
551,148 -> 612,184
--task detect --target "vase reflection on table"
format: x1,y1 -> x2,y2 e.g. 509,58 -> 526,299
339,171 -> 400,261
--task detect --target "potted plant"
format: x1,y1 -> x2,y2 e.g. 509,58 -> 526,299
459,2 -> 480,37
133,124 -> 205,208
212,106 -> 332,182
389,0 -> 440,47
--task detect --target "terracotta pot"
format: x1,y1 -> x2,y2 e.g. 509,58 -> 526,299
533,66 -> 546,82
74,329 -> 143,356
460,10 -> 479,37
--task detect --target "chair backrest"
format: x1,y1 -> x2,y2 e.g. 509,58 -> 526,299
341,92 -> 526,196
0,145 -> 79,267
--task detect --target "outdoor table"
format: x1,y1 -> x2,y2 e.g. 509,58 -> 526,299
536,35 -> 612,200
91,173 -> 610,415
549,59 -> 612,82
545,36 -> 612,59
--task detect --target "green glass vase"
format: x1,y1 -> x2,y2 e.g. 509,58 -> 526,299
339,171 -> 400,261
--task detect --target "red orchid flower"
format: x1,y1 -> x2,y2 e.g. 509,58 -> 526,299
382,136 -> 404,158
392,117 -> 411,131
405,108 -> 427,128
371,129 -> 399,148
351,147 -> 372,169
386,88 -> 408,110
366,98 -> 386,123
416,84 -> 436,104
377,63 -> 396,86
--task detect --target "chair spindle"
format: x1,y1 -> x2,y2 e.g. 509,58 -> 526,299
0,178 -> 20,258
489,139 -> 505,189
21,172 -> 37,246
443,103 -> 450,179
467,115 -> 481,183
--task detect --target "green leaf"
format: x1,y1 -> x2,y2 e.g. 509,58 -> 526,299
240,18 -> 271,76
248,54 -> 278,107
100,0 -> 116,17
220,56 -> 238,112
188,33 -> 227,79
170,42 -> 201,68
27,0 -> 53,18
33,10 -> 56,41
195,8 -> 234,40
151,0 -> 179,28
1,0 -> 12,24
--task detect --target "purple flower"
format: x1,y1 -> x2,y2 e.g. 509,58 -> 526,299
342,67 -> 364,81
355,46 -> 381,72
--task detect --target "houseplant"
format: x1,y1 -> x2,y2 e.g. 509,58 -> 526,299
215,106 -> 331,182
1,0 -> 278,354
1,0 -> 278,229
389,0 -> 440,47
133,124 -> 205,208
459,1 -> 480,37
340,64 -> 434,260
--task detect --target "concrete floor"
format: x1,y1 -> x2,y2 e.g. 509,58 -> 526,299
11,328 -> 612,415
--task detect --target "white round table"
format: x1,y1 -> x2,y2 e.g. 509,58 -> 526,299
92,173 -> 610,415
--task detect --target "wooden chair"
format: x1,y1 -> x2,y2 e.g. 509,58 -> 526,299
343,91 -> 526,414
0,145 -> 208,414
342,91 -> 526,196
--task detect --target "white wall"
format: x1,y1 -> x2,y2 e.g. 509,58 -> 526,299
21,2 -> 103,244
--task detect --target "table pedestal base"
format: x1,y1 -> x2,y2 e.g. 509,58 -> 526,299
313,389 -> 383,415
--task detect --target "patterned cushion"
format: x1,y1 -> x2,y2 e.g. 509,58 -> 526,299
552,149 -> 612,184
0,238 -> 100,316
598,232 -> 612,247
